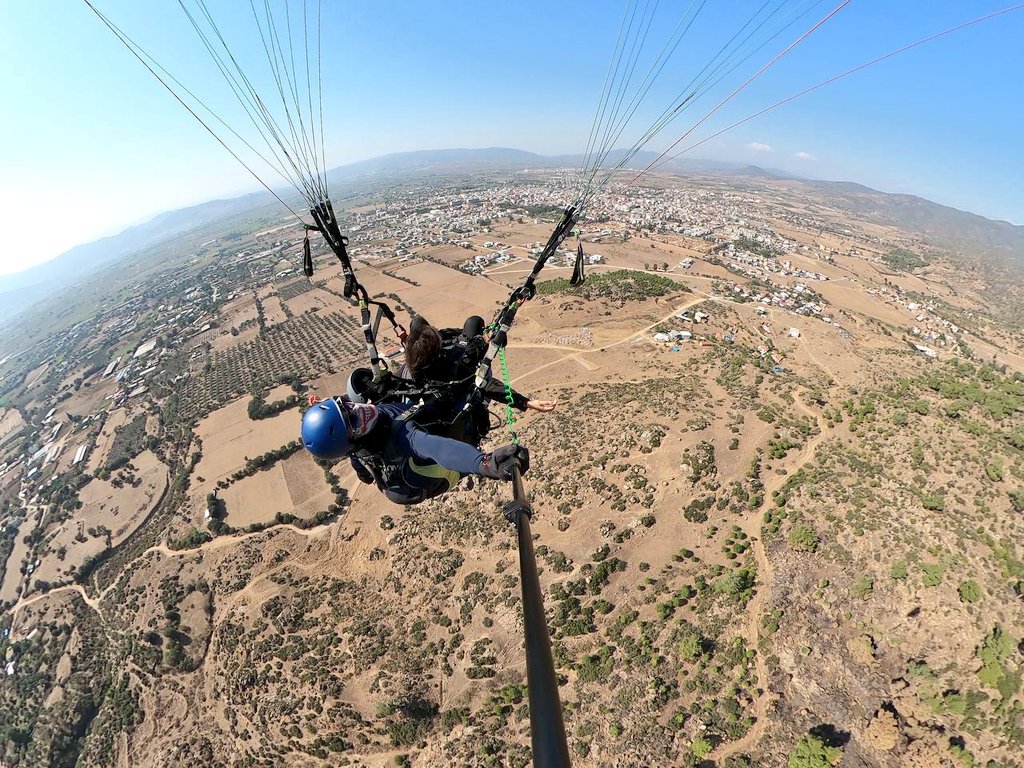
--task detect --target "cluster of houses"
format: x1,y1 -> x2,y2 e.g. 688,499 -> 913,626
866,288 -> 964,356
459,248 -> 517,274
652,309 -> 711,344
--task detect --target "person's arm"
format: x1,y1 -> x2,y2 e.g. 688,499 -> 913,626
482,378 -> 531,411
482,380 -> 557,412
400,422 -> 486,476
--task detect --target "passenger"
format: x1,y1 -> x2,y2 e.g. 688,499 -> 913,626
300,396 -> 529,506
398,315 -> 556,442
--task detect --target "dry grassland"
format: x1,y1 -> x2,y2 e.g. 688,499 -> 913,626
85,408 -> 129,475
222,465 -> 291,528
35,450 -> 168,585
0,408 -> 24,446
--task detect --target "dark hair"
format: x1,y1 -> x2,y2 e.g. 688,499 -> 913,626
405,316 -> 442,380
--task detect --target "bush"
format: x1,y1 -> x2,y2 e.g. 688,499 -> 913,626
890,561 -> 908,580
985,459 -> 1004,482
852,574 -> 874,599
1009,489 -> 1024,513
921,562 -> 944,587
684,495 -> 715,523
788,523 -> 819,552
691,736 -> 713,759
958,579 -> 981,603
921,493 -> 944,511
788,734 -> 842,767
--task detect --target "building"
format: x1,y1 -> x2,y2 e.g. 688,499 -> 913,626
913,344 -> 938,358
133,339 -> 158,359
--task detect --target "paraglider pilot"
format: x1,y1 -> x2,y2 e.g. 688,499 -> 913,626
301,396 -> 529,505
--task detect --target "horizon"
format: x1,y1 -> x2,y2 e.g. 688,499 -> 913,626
2,1 -> 1023,277
4,143 -> 1022,283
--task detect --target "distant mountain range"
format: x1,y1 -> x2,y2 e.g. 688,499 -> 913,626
2,147 -> 1020,325
0,192 -> 277,323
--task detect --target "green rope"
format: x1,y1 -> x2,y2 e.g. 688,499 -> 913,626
496,345 -> 519,445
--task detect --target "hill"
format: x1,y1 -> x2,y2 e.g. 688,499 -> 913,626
0,192 -> 281,324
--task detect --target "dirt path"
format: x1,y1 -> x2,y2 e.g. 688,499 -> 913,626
713,390 -> 831,763
511,292 -> 717,385
8,583 -> 101,617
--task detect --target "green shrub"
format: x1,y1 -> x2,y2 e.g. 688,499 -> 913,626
958,579 -> 981,603
852,574 -> 874,599
788,523 -> 819,552
985,460 -> 1004,482
788,734 -> 842,767
921,562 -> 944,587
1009,489 -> 1024,513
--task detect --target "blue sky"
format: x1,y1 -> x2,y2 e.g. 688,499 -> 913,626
1,1 -> 1022,276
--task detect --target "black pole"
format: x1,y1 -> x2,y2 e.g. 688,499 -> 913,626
504,466 -> 572,768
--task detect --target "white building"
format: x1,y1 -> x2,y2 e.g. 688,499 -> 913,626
914,344 -> 938,358
133,340 -> 158,359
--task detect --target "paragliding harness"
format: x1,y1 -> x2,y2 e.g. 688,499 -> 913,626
343,405 -> 460,506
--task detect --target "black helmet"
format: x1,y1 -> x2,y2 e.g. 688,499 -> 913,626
347,367 -> 375,403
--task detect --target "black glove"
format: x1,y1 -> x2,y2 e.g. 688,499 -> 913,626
479,444 -> 529,481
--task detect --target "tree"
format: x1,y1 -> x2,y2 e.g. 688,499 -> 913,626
788,734 -> 842,767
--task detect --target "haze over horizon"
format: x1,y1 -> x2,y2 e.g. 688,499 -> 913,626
2,0 -> 1022,277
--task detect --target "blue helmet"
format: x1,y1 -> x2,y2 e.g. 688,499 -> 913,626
301,399 -> 350,460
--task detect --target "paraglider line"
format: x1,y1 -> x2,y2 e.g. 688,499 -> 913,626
653,2 -> 1024,170
629,0 -> 852,185
81,0 -> 307,222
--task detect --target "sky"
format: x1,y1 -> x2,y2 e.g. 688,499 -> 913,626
1,0 -> 1022,277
